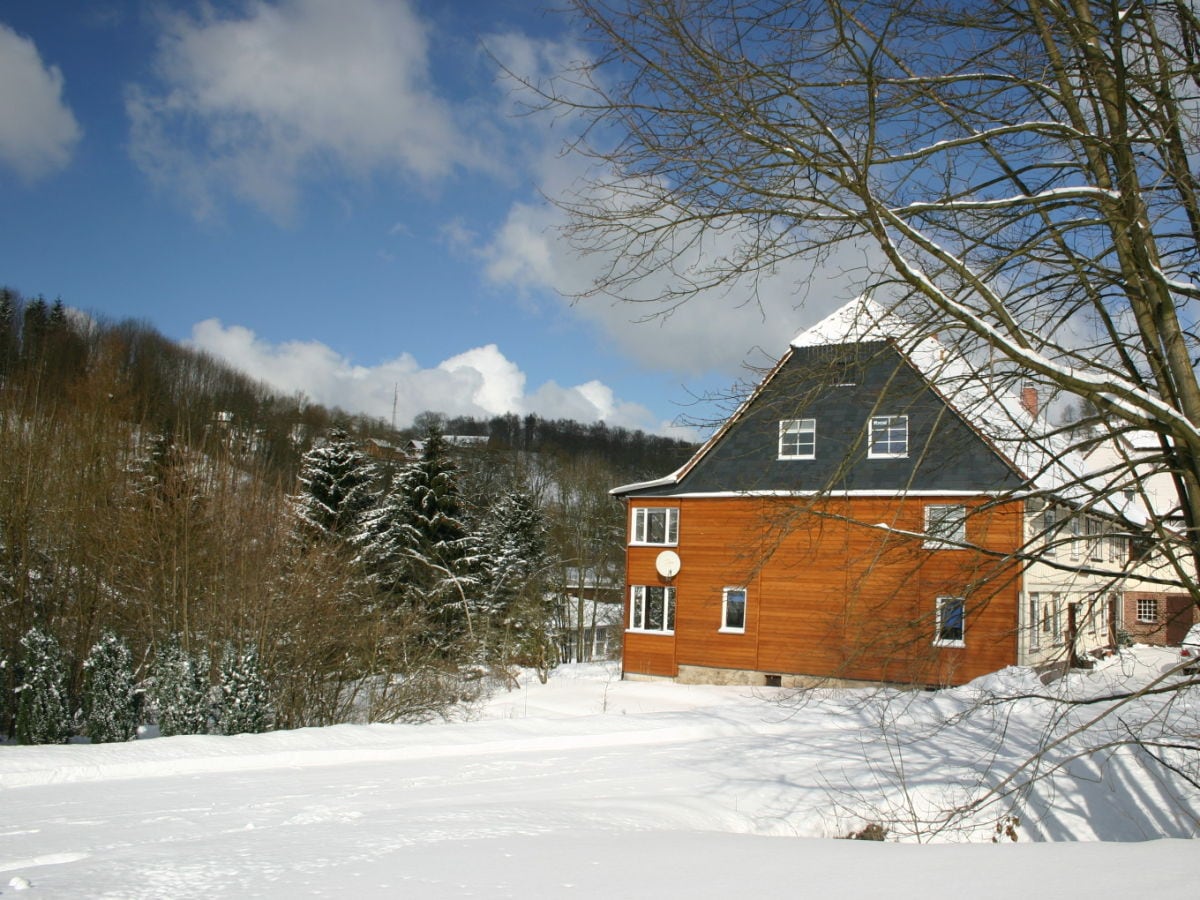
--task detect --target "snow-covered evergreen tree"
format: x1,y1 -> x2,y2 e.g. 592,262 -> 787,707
216,643 -> 271,735
353,485 -> 412,600
14,627 -> 71,745
150,640 -> 210,737
292,428 -> 379,543
479,489 -> 556,674
394,427 -> 479,642
82,631 -> 138,743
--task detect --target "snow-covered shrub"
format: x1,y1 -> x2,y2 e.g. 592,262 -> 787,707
81,631 -> 138,743
216,643 -> 271,735
14,627 -> 71,745
149,640 -> 210,736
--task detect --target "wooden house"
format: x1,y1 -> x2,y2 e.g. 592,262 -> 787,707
612,298 -> 1128,688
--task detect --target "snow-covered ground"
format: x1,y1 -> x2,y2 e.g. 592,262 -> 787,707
1,649 -> 1197,898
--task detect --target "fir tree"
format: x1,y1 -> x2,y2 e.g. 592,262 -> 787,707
395,427 -> 478,640
150,641 -> 210,737
216,643 -> 271,735
82,631 -> 138,743
479,489 -> 556,674
14,627 -> 71,745
292,428 -> 379,542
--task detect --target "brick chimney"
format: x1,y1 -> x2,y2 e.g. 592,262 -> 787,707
1020,384 -> 1039,418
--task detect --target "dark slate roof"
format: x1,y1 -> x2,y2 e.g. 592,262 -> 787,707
614,339 -> 1025,498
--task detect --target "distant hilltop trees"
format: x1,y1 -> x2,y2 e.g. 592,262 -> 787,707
0,285 -> 694,742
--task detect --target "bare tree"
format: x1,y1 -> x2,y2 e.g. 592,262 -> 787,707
536,0 -> 1200,833
544,0 -> 1200,586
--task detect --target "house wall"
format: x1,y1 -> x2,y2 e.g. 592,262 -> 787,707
623,494 -> 1023,687
1122,592 -> 1198,645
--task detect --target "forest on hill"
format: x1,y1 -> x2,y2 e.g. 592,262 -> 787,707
0,288 -> 696,743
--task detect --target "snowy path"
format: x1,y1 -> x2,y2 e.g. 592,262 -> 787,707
1,660 -> 1197,897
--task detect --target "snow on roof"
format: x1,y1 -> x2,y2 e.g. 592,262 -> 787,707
619,294 -> 1131,518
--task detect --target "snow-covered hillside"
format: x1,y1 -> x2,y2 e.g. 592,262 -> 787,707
1,650 -> 1196,898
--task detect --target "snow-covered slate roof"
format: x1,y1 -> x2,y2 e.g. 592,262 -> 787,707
615,295 -> 1120,515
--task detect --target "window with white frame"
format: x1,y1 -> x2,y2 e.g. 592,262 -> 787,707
1086,517 -> 1103,561
1069,514 -> 1081,559
778,419 -> 816,459
629,585 -> 676,633
1041,507 -> 1058,557
924,504 -> 966,549
935,596 -> 965,646
1028,595 -> 1041,651
1136,597 -> 1159,623
631,507 -> 679,545
868,415 -> 909,458
721,587 -> 747,633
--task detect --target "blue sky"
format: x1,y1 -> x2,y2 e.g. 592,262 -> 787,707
0,0 -> 849,437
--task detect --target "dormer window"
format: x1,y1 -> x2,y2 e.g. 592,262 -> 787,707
778,419 -> 816,459
631,507 -> 679,545
868,415 -> 908,458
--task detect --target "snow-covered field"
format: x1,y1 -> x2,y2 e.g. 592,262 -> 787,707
2,649 -> 1197,898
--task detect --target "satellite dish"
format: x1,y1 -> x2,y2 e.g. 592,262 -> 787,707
655,550 -> 681,578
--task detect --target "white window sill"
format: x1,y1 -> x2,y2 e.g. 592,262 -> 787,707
629,541 -> 679,548
868,453 -> 908,459
718,627 -> 746,635
778,455 -> 815,461
626,628 -> 675,636
922,541 -> 965,550
933,639 -> 965,649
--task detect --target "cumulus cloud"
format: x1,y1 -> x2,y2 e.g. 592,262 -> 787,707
474,32 -> 876,380
126,0 -> 483,222
187,319 -> 667,432
0,24 -> 82,181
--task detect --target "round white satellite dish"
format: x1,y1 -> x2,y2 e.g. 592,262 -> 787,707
655,549 -> 681,578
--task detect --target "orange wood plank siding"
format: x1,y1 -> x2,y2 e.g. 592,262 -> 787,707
623,496 -> 1022,685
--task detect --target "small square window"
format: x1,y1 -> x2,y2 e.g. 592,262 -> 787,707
1136,597 -> 1158,623
868,415 -> 908,458
631,507 -> 679,545
778,419 -> 816,459
935,596 -> 965,646
924,504 -> 966,549
721,587 -> 746,633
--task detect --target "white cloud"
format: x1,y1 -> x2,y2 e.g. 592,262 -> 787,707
187,319 -> 664,432
0,24 -> 81,181
127,0 -> 484,222
473,32 -> 876,380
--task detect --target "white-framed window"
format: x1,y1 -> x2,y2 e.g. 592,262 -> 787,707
868,415 -> 908,458
630,585 -> 676,633
924,504 -> 966,549
1136,597 -> 1159,623
631,507 -> 679,546
778,419 -> 816,459
1043,594 -> 1060,642
935,596 -> 965,646
1069,514 -> 1081,560
1028,595 -> 1041,651
1041,507 -> 1058,557
1086,517 -> 1103,561
721,587 -> 747,633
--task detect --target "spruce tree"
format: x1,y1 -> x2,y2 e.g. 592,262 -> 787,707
82,631 -> 138,743
150,641 -> 210,737
216,643 -> 271,735
292,428 -> 379,542
395,427 -> 478,640
479,489 -> 556,673
14,627 -> 71,745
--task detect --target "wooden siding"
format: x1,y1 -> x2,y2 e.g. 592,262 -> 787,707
623,495 -> 1023,686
